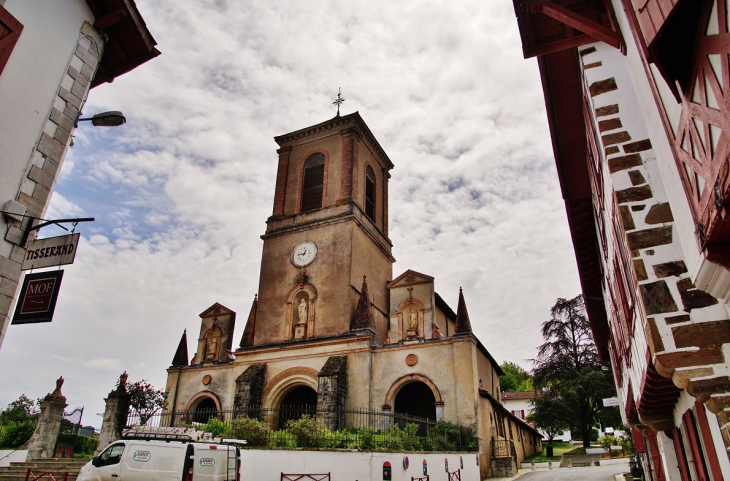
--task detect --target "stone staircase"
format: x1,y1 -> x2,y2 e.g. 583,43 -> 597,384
0,458 -> 88,481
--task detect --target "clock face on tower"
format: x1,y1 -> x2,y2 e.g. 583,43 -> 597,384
291,241 -> 317,267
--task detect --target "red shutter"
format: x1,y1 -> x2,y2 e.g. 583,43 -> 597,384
626,0 -> 680,47
646,430 -> 666,481
693,402 -> 724,481
0,5 -> 23,76
672,427 -> 692,481
682,410 -> 710,481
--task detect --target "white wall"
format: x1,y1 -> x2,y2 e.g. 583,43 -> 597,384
0,449 -> 27,467
0,0 -> 94,253
240,450 -> 480,481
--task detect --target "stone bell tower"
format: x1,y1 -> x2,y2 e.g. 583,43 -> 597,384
250,113 -> 395,347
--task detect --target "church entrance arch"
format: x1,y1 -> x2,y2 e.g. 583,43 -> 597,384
278,385 -> 318,428
262,367 -> 319,429
385,374 -> 443,427
185,391 -> 221,424
394,382 -> 436,420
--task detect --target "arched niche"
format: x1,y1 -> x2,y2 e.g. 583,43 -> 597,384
396,298 -> 426,341
201,326 -> 223,362
286,283 -> 317,341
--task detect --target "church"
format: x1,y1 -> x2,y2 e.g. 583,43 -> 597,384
163,112 -> 541,477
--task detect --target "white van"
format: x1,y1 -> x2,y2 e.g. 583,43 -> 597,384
78,433 -> 241,481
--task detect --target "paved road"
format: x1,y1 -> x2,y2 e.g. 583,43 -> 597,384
517,464 -> 629,480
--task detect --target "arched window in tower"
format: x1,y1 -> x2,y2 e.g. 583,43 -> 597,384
300,153 -> 325,212
365,165 -> 376,221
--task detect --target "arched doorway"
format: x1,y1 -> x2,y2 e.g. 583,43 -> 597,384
192,397 -> 218,424
278,385 -> 317,428
394,381 -> 436,421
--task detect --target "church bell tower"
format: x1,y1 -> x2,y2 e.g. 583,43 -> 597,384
251,113 -> 395,347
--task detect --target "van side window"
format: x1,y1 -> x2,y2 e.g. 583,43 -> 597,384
99,443 -> 125,466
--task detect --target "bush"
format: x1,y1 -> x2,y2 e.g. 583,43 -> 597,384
229,418 -> 273,447
285,415 -> 329,448
272,429 -> 296,448
426,420 -> 472,451
618,433 -> 634,456
323,430 -> 357,449
74,435 -> 99,456
599,435 -> 618,457
202,418 -> 231,438
0,420 -> 36,448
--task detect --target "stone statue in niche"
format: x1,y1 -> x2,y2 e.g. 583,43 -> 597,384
409,309 -> 418,330
406,307 -> 419,340
385,329 -> 391,344
205,331 -> 219,361
432,323 -> 442,339
298,298 -> 308,324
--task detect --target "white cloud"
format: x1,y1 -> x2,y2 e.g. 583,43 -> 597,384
0,0 -> 582,424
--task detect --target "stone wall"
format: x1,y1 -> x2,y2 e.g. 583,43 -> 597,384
0,21 -> 103,346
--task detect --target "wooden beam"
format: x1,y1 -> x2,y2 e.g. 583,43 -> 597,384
93,8 -> 128,31
540,1 -> 623,51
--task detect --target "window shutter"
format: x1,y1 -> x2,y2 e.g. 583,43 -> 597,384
629,0 -> 681,47
365,166 -> 375,221
301,154 -> 325,212
0,5 -> 23,76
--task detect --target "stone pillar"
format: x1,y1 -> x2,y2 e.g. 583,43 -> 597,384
234,364 -> 266,418
21,377 -> 68,459
95,372 -> 131,455
317,356 -> 347,430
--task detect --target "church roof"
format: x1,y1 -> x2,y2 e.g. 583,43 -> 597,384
274,112 -> 394,170
239,295 -> 257,348
351,276 -> 376,332
199,302 -> 235,318
387,269 -> 434,288
454,287 -> 473,334
170,330 -> 189,367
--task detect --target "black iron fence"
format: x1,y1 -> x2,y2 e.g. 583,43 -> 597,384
127,406 -> 477,452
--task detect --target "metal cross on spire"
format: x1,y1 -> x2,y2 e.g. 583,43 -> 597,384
333,88 -> 345,117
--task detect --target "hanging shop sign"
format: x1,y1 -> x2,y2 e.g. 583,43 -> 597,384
22,233 -> 80,271
602,397 -> 619,407
12,270 -> 64,324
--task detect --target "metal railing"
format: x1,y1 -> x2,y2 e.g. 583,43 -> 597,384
128,405 -> 476,452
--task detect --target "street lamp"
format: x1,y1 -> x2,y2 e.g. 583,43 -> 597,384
75,111 -> 126,127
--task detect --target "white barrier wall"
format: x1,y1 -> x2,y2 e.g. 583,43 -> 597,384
241,450 -> 480,481
0,450 -> 28,467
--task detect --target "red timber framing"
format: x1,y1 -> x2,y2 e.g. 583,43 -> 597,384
0,5 -> 23,76
513,0 -> 624,58
623,0 -> 730,267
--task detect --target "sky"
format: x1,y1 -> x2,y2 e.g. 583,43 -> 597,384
0,0 -> 582,426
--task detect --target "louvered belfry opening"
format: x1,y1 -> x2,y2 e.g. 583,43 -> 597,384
301,153 -> 325,212
365,166 -> 375,221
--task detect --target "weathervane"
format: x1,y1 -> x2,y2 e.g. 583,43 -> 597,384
333,88 -> 345,117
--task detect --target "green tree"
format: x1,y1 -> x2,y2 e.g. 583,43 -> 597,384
499,362 -> 534,392
123,380 -> 166,426
527,394 -> 569,443
531,295 -> 616,448
1,394 -> 39,421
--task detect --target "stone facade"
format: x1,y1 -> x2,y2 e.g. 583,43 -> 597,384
164,114 -> 542,478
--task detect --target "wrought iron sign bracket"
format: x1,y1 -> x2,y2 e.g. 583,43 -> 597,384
20,217 -> 95,247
